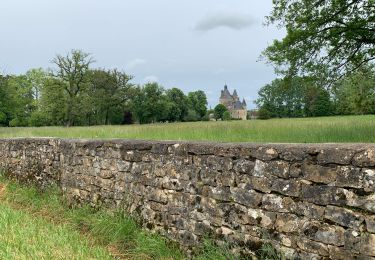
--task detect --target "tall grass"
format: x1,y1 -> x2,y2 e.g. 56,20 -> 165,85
0,176 -> 246,259
0,115 -> 374,143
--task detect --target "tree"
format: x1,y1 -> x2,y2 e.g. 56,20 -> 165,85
187,91 -> 208,119
52,49 -> 94,126
333,66 -> 375,115
0,75 -> 11,125
166,88 -> 188,122
26,68 -> 48,101
255,77 -> 305,118
264,0 -> 375,80
6,75 -> 35,126
130,83 -> 170,124
32,78 -> 67,126
87,69 -> 133,125
258,107 -> 271,120
214,104 -> 228,120
223,111 -> 231,121
183,109 -> 200,122
304,86 -> 332,117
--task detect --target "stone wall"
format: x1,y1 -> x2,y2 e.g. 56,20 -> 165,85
1,138 -> 375,259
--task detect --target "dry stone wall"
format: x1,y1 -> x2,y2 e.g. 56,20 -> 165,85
1,138 -> 375,259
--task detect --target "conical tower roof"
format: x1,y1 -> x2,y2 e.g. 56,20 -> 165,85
221,85 -> 232,98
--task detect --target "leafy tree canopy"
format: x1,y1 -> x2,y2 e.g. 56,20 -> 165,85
214,104 -> 228,120
264,0 -> 375,80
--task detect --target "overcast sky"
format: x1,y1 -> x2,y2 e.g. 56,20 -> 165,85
0,0 -> 284,108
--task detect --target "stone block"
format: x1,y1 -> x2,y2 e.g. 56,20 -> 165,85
231,188 -> 262,207
297,238 -> 329,256
302,221 -> 345,246
301,184 -> 355,206
365,216 -> 375,233
336,166 -> 363,189
324,205 -> 364,230
302,163 -> 336,184
275,213 -> 301,233
250,147 -> 279,161
317,147 -> 355,165
353,149 -> 375,167
233,159 -> 255,174
271,179 -> 301,197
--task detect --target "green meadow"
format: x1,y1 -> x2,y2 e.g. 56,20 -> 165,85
0,115 -> 375,143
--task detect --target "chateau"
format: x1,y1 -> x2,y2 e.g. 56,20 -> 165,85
219,85 -> 247,120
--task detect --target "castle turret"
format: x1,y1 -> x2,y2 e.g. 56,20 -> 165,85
232,89 -> 239,101
242,98 -> 247,107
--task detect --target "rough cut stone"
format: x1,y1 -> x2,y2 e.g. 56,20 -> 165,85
324,205 -> 364,230
1,138 -> 375,259
365,216 -> 375,233
353,149 -> 375,167
302,163 -> 336,184
317,147 -> 355,165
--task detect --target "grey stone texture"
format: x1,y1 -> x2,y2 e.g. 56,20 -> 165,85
1,138 -> 375,259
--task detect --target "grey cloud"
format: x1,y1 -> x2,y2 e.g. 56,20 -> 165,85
195,12 -> 254,31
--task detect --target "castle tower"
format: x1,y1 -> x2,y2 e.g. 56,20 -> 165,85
219,84 -> 234,108
218,84 -> 247,120
232,89 -> 239,101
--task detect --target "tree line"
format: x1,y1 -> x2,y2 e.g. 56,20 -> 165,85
257,0 -> 374,119
0,50 -> 209,127
255,66 -> 375,119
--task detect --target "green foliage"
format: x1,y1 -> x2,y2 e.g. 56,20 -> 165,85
257,243 -> 282,260
258,107 -> 271,120
131,82 -> 170,124
184,109 -> 200,122
187,90 -> 208,119
304,86 -> 332,117
36,78 -> 67,126
52,49 -> 94,126
223,111 -> 231,121
0,177 -> 185,259
255,77 -> 308,118
86,69 -> 133,125
333,66 -> 375,115
264,0 -> 375,79
195,239 -> 236,260
166,88 -> 189,122
0,204 -> 112,259
214,104 -> 228,120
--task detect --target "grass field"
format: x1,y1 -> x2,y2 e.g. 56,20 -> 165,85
0,115 -> 375,143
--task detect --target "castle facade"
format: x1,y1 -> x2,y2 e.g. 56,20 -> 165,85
219,85 -> 247,120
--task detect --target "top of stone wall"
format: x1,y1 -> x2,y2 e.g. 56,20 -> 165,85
1,137 -> 375,167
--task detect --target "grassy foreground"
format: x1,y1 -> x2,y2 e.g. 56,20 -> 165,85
0,176 -> 254,260
0,177 -> 184,259
0,115 -> 375,143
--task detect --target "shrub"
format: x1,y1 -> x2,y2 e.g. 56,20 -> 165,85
184,109 -> 200,122
258,107 -> 271,120
223,111 -> 231,121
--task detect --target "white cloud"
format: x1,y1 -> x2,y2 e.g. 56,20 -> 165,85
195,11 -> 254,31
142,75 -> 159,83
126,58 -> 147,70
